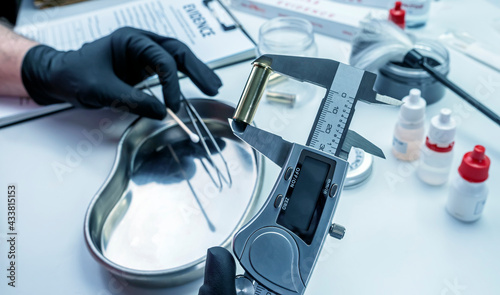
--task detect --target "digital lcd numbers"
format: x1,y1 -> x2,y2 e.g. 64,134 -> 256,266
277,151 -> 335,244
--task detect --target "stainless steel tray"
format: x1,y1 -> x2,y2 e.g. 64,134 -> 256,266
84,99 -> 263,287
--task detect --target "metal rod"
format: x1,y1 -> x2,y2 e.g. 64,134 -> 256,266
145,86 -> 199,143
144,85 -> 232,190
183,99 -> 224,191
183,96 -> 233,187
167,144 -> 216,232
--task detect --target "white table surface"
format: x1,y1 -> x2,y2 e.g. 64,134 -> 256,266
2,0 -> 500,294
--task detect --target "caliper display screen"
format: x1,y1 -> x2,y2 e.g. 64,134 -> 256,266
277,153 -> 333,244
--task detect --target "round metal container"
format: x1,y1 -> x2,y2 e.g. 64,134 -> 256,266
374,39 -> 450,105
344,148 -> 373,189
84,99 -> 263,287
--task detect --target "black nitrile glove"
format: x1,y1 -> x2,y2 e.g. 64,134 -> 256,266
199,247 -> 237,295
21,27 -> 222,120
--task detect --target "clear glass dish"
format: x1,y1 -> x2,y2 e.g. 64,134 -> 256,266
257,17 -> 318,108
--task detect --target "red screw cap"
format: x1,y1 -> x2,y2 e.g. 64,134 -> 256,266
458,145 -> 491,183
389,1 -> 405,29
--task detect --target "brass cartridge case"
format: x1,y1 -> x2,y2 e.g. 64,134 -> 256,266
233,62 -> 273,124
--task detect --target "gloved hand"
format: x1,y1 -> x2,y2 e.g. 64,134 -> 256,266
21,27 -> 222,120
199,247 -> 237,295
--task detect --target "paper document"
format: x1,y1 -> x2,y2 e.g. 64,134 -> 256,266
5,0 -> 255,128
15,0 -> 255,66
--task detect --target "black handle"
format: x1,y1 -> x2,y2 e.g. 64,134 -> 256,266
404,49 -> 500,127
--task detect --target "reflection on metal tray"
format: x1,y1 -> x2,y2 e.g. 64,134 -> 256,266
84,99 -> 263,287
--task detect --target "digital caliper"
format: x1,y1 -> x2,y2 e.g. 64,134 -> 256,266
229,55 -> 402,295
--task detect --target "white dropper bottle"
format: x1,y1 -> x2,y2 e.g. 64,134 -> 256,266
446,145 -> 490,222
417,108 -> 456,185
392,88 -> 426,161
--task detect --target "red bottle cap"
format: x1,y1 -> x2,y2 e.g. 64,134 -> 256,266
425,137 -> 454,153
458,145 -> 490,183
389,1 -> 405,29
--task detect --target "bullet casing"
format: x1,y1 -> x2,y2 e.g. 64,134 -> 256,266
233,62 -> 273,124
266,91 -> 296,106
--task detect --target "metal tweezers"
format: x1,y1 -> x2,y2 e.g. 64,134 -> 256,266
145,86 -> 232,190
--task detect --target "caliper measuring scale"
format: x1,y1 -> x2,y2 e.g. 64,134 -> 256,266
230,55 -> 401,295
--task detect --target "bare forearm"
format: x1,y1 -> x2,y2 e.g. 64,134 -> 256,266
0,22 -> 38,97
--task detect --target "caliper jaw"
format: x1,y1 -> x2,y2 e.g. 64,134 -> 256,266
231,54 -> 393,295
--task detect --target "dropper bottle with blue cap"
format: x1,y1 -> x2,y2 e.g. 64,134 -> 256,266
392,88 -> 426,161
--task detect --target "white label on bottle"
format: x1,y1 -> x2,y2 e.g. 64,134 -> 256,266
402,0 -> 431,16
393,136 -> 408,154
475,200 -> 486,215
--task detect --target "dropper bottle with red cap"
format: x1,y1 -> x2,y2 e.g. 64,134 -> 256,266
389,1 -> 405,29
417,108 -> 456,185
446,145 -> 491,222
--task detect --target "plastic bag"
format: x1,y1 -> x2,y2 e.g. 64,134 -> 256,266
349,18 -> 415,72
